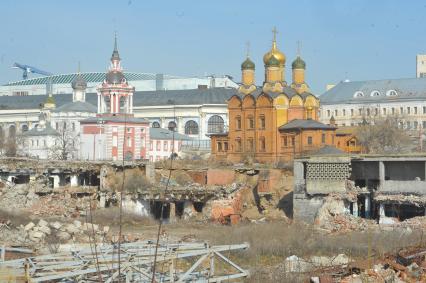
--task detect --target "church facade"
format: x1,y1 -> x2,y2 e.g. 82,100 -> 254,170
210,29 -> 339,163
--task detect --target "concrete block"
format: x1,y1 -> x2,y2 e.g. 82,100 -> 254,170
50,221 -> 62,230
38,226 -> 51,235
24,222 -> 35,231
38,219 -> 48,227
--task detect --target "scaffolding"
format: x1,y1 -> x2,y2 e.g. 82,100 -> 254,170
0,241 -> 249,282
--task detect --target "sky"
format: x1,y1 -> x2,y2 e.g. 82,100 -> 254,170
1,0 -> 426,94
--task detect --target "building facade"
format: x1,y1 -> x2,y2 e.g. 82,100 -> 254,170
319,78 -> 426,132
210,30 -> 338,163
149,127 -> 191,162
80,38 -> 150,161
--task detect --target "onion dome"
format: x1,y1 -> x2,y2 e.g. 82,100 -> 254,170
106,70 -> 125,84
71,73 -> 87,90
241,57 -> 255,70
263,41 -> 286,66
265,54 -> 280,67
292,56 -> 306,69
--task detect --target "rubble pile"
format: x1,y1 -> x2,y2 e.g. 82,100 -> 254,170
23,220 -> 110,246
0,184 -> 39,210
27,194 -> 92,217
315,196 -> 373,233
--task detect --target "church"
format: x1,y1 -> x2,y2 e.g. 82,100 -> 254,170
210,29 -> 339,163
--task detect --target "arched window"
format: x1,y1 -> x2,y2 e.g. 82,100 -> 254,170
152,121 -> 160,128
386,90 -> 398,96
208,115 -> 224,133
370,90 -> 380,97
21,124 -> 29,132
354,91 -> 364,98
185,120 -> 199,135
168,121 -> 177,132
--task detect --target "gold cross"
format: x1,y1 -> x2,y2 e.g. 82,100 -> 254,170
272,26 -> 278,42
246,41 -> 250,58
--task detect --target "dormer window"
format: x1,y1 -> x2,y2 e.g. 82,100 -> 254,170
354,91 -> 364,98
386,90 -> 398,96
370,90 -> 380,97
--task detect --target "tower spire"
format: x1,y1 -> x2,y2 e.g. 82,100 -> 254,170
111,31 -> 120,62
297,41 -> 302,57
272,26 -> 278,49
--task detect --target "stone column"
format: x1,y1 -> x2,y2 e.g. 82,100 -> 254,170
99,192 -> 106,208
169,202 -> 176,223
70,175 -> 79,187
183,201 -> 194,220
379,203 -> 385,217
52,175 -> 60,188
365,194 -> 371,219
352,201 -> 358,217
379,161 -> 385,187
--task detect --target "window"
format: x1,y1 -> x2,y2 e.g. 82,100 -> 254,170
168,121 -> 177,132
307,136 -> 313,145
164,141 -> 168,151
208,115 -> 224,133
386,90 -> 398,96
156,141 -> 161,151
354,91 -> 364,98
56,122 -> 59,130
72,123 -> 75,131
113,127 -> 118,133
321,133 -> 325,143
342,109 -> 346,116
307,108 -> 313,119
414,121 -> 418,129
21,124 -> 28,132
351,109 -> 354,116
247,138 -> 254,151
31,140 -> 34,146
283,136 -> 288,147
217,142 -> 222,152
248,115 -> 254,129
36,140 -> 39,147
235,139 -> 242,152
327,110 -> 331,117
424,107 -> 426,114
370,90 -> 380,96
374,108 -> 378,116
236,116 -> 241,130
259,137 -> 266,152
383,108 -> 386,115
358,108 -> 362,116
334,110 -> 338,117
423,121 -> 426,129
291,137 -> 295,146
127,137 -> 132,147
224,142 -> 228,151
392,108 -> 395,115
407,121 -> 411,129
259,115 -> 266,129
184,120 -> 199,135
366,108 -> 370,116
407,107 -> 411,114
152,121 -> 160,128
400,107 -> 403,114
414,107 -> 418,114
127,127 -> 131,133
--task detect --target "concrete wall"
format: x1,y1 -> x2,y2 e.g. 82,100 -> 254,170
380,180 -> 426,195
293,193 -> 324,223
351,161 -> 380,181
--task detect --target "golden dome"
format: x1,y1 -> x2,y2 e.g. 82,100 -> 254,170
263,40 -> 286,66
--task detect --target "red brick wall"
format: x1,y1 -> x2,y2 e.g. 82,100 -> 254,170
207,169 -> 235,185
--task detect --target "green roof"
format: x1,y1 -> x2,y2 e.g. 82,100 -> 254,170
292,56 -> 306,69
265,55 -> 280,67
241,58 -> 255,70
4,72 -> 183,86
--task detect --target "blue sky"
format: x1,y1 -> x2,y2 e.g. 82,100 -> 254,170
1,0 -> 426,94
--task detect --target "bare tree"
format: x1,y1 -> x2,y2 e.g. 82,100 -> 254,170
49,123 -> 78,160
356,115 -> 411,154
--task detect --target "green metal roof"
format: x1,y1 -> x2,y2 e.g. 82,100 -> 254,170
4,72 -> 183,86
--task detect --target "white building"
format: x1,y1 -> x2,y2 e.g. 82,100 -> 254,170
149,127 -> 192,161
319,78 -> 426,131
21,113 -> 58,159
